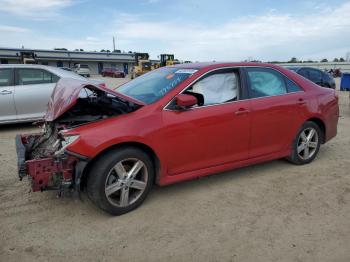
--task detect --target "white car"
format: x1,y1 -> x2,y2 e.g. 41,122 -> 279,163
0,64 -> 104,124
73,64 -> 90,77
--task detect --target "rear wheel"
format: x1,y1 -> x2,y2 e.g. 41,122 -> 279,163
87,147 -> 154,215
287,121 -> 322,165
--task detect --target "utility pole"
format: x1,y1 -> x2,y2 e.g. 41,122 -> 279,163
113,36 -> 116,52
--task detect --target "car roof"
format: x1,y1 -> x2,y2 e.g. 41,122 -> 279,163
285,66 -> 301,70
169,62 -> 283,70
0,64 -> 87,80
0,64 -> 58,69
286,66 -> 325,72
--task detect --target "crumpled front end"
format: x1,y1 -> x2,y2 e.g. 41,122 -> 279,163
15,128 -> 85,193
15,80 -> 142,195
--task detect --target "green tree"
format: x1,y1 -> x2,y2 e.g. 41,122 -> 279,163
333,58 -> 339,62
339,57 -> 345,62
288,57 -> 298,63
321,58 -> 328,62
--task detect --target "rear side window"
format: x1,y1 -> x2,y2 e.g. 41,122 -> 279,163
51,74 -> 60,83
0,68 -> 12,87
17,69 -> 59,85
286,78 -> 302,92
246,68 -> 287,98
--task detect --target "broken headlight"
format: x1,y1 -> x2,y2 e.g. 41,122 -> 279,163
55,134 -> 80,156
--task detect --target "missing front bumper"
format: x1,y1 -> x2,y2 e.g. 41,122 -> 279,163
15,134 -> 86,192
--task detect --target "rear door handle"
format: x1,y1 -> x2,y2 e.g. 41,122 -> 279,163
0,90 -> 12,95
297,98 -> 306,105
235,108 -> 250,115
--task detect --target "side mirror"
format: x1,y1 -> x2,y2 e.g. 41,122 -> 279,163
175,94 -> 198,109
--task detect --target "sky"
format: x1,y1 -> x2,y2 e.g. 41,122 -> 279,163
0,0 -> 350,61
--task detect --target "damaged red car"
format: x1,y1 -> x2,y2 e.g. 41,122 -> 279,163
16,62 -> 339,215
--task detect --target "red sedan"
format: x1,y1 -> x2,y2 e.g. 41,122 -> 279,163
16,62 -> 339,215
101,68 -> 125,78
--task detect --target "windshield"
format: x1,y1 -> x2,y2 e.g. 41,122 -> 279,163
117,67 -> 197,104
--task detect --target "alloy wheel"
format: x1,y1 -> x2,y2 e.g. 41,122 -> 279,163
104,158 -> 148,207
297,127 -> 319,160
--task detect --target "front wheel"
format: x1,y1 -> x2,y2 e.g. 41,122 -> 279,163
287,121 -> 322,165
87,147 -> 154,215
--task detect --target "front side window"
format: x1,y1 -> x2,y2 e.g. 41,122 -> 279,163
117,67 -> 196,104
246,68 -> 287,98
0,68 -> 12,87
298,69 -> 309,78
323,72 -> 332,82
17,69 -> 57,85
190,72 -> 239,105
308,69 -> 322,82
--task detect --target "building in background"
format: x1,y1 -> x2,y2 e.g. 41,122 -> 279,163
0,47 -> 135,75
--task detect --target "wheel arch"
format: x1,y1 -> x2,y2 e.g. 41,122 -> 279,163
306,117 -> 326,143
80,141 -> 161,189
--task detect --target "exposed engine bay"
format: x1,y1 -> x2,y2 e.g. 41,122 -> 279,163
16,85 -> 141,193
28,86 -> 140,159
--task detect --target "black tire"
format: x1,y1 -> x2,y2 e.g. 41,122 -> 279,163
87,147 -> 154,215
287,121 -> 322,165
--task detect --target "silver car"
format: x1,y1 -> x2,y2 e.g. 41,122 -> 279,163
0,64 -> 103,124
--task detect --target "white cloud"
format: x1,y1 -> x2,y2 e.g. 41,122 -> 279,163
0,25 -> 30,33
0,0 -> 75,18
109,1 -> 350,61
1,1 -> 350,61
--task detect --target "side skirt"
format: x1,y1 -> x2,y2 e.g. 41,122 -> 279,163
158,150 -> 290,186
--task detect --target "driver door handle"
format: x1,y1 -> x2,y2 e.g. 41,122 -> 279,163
0,90 -> 12,95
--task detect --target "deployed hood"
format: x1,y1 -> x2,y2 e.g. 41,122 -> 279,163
45,78 -> 143,121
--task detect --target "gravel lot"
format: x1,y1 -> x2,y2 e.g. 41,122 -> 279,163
0,76 -> 349,262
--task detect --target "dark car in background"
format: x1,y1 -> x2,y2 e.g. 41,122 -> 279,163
101,68 -> 126,78
287,67 -> 336,89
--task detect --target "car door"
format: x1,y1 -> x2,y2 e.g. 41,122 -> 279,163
0,68 -> 16,122
245,67 -> 305,158
161,68 -> 251,175
14,68 -> 59,120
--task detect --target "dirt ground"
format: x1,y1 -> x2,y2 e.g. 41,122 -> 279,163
0,77 -> 349,262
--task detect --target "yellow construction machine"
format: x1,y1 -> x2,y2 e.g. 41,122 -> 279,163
152,54 -> 179,69
159,54 -> 179,67
131,53 -> 152,79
